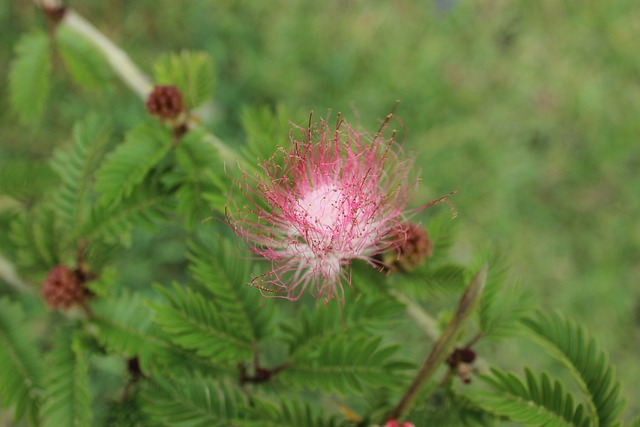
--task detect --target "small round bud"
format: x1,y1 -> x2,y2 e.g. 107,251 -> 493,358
146,85 -> 184,120
42,4 -> 67,25
41,265 -> 86,310
446,347 -> 477,384
377,222 -> 433,273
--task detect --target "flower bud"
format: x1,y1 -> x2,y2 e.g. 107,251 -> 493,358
377,222 -> 433,273
146,85 -> 184,121
41,265 -> 87,310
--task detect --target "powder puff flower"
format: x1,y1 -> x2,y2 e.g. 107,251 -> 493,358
229,115 -> 437,302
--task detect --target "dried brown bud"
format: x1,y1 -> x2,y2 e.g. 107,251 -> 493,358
446,347 -> 477,384
41,265 -> 87,310
376,222 -> 433,273
146,85 -> 184,120
42,4 -> 67,25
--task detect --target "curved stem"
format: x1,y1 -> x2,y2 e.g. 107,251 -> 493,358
388,265 -> 487,420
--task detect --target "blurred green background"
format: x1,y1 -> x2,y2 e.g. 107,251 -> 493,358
2,0 -> 639,421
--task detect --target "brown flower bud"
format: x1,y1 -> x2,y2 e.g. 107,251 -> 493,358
377,222 -> 433,273
42,4 -> 67,25
41,265 -> 86,310
146,85 -> 184,120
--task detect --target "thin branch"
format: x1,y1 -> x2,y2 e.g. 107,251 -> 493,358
388,264 -> 487,420
0,254 -> 34,294
388,289 -> 440,341
62,10 -> 153,99
34,0 -> 243,166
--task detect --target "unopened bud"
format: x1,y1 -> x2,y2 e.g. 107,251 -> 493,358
146,85 -> 184,120
41,265 -> 86,310
377,222 -> 433,273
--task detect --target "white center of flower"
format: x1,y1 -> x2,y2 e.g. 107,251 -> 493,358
298,183 -> 344,230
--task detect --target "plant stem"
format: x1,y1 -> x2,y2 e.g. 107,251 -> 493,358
34,0 -> 244,166
0,254 -> 34,294
388,289 -> 440,341
388,264 -> 487,420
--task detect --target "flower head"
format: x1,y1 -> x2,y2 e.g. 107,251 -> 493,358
229,115 -> 417,302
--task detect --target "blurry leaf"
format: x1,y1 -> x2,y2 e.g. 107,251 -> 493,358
477,253 -> 532,342
153,283 -> 253,364
523,311 -> 626,427
9,206 -> 64,271
153,51 -> 215,109
162,129 -> 224,228
50,115 -> 111,237
83,181 -> 174,246
281,294 -> 403,358
142,376 -> 252,427
95,122 -> 172,206
240,104 -> 293,168
188,237 -> 276,343
476,367 -> 588,427
41,328 -> 93,427
0,298 -> 42,426
280,336 -> 411,395
9,30 -> 52,123
56,26 -> 112,91
253,399 -> 340,427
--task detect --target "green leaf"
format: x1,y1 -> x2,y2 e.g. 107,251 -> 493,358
153,283 -> 254,364
50,115 -> 111,237
9,30 -> 52,123
153,51 -> 215,109
10,206 -> 64,271
95,122 -> 173,206
188,237 -> 275,343
522,311 -> 626,427
83,181 -> 174,246
0,298 -> 43,426
40,328 -> 92,427
280,336 -> 410,395
162,129 -> 224,228
240,104 -> 293,168
92,291 -> 172,374
281,294 -> 403,359
142,377 -> 252,427
477,253 -> 532,342
55,26 -> 112,91
253,399 -> 340,427
476,367 -> 589,427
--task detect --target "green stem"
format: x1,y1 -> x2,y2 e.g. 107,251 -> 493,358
388,264 -> 487,420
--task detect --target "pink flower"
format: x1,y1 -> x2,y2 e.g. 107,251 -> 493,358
229,115 -> 417,302
384,420 -> 415,427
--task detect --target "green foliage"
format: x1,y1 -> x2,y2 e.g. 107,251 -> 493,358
0,298 -> 42,426
253,399 -> 340,427
477,367 -> 589,427
91,291 -> 174,374
162,129 -> 224,228
83,181 -> 174,246
477,253 -> 532,342
10,206 -> 64,271
40,328 -> 93,427
187,237 -> 275,342
55,26 -> 112,91
153,51 -> 216,109
142,377 -> 252,427
522,311 -> 626,427
95,122 -> 173,206
50,115 -> 112,238
281,294 -> 403,358
409,388 -> 497,427
153,283 -> 254,364
280,335 -> 410,395
240,104 -> 295,169
8,30 -> 51,123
